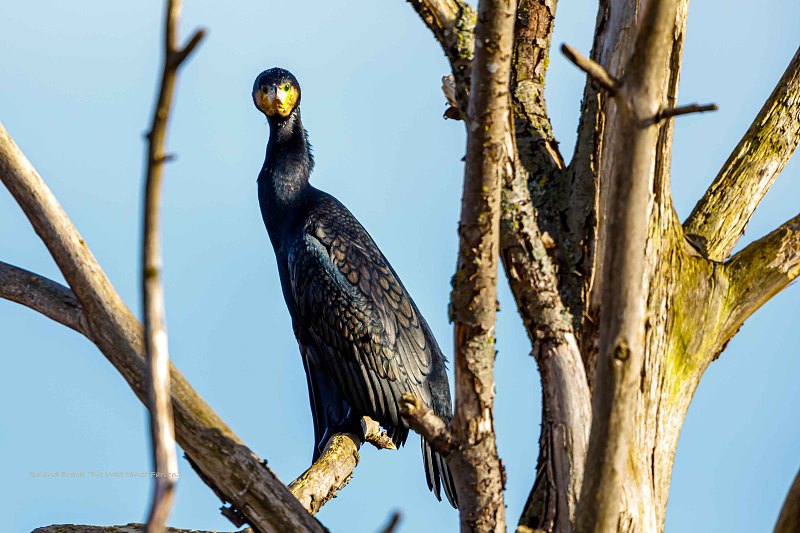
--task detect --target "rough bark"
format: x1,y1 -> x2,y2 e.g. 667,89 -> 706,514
288,419 -> 396,515
447,1 -> 517,531
685,46 -> 800,261
573,1 -> 680,530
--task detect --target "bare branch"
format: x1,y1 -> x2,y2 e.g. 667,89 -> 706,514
561,43 -> 619,94
0,261 -> 89,338
720,213 -> 800,346
776,469 -> 800,533
0,263 -> 395,520
288,434 -> 360,515
685,46 -> 800,261
32,525 -> 248,533
142,2 -> 205,529
648,102 -> 718,124
444,0 -> 517,530
399,393 -> 454,456
288,418 -> 396,515
575,0 -> 680,531
501,158 -> 591,531
0,123 -> 324,532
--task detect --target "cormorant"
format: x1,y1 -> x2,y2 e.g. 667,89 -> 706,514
252,67 -> 457,508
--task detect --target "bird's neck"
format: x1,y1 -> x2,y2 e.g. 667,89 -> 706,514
260,109 -> 314,209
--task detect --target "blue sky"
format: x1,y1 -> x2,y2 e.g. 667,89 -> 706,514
1,1 -> 798,532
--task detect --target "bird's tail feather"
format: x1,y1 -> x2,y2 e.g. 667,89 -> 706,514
422,437 -> 458,508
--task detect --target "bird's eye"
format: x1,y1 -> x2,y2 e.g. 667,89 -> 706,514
283,83 -> 291,92
260,84 -> 269,93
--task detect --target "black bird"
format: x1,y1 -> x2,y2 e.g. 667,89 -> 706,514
252,67 -> 457,507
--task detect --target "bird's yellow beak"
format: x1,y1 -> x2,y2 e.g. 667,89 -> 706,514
255,84 -> 297,117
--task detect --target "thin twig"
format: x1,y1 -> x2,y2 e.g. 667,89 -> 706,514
651,102 -> 718,123
561,43 -> 619,94
142,2 -> 205,531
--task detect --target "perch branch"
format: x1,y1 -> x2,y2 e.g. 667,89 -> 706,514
142,1 -> 205,529
0,261 -> 89,338
287,417 -> 396,515
0,123 -> 324,532
776,469 -> 800,533
720,212 -> 800,346
685,46 -> 800,261
0,265 -> 394,521
574,0 -> 679,531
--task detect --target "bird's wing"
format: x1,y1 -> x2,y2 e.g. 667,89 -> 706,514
287,206 -> 433,443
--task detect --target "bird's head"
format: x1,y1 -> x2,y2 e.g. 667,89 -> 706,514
252,68 -> 301,119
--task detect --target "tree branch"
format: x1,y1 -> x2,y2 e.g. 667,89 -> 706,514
649,102 -> 717,124
0,261 -> 89,338
560,43 -> 619,94
0,261 -> 393,522
446,0 -> 517,530
0,123 -> 324,533
574,0 -> 679,530
142,2 -> 205,529
720,213 -> 800,346
287,418 -> 396,515
399,393 -> 454,456
776,468 -> 800,533
32,525 -> 248,533
685,46 -> 800,261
